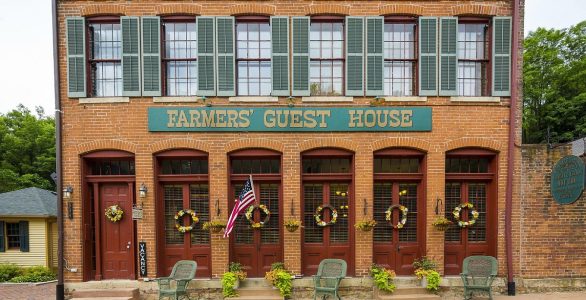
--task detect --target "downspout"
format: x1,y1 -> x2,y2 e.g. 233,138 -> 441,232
52,0 -> 65,298
506,0 -> 521,296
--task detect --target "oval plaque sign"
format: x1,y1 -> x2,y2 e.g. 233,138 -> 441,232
551,155 -> 585,205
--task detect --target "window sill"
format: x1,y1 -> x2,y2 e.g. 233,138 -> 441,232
450,96 -> 501,103
79,97 -> 130,104
228,96 -> 279,103
153,96 -> 198,103
302,96 -> 353,103
384,96 -> 428,102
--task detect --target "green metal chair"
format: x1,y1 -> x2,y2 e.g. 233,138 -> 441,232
461,255 -> 498,300
156,260 -> 197,300
313,259 -> 347,300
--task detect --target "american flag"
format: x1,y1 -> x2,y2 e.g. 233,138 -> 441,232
224,175 -> 256,238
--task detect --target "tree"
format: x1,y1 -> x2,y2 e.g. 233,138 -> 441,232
0,104 -> 55,192
523,21 -> 586,144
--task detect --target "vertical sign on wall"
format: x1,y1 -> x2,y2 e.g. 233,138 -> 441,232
139,242 -> 147,277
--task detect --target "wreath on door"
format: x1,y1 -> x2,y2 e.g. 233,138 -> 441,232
314,204 -> 338,227
174,209 -> 199,233
452,202 -> 479,228
245,204 -> 271,229
385,204 -> 408,229
104,204 -> 124,223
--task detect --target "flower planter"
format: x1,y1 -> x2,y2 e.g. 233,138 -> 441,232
433,224 -> 450,232
357,225 -> 375,232
285,225 -> 300,232
209,226 -> 223,233
420,277 -> 428,288
233,279 -> 240,289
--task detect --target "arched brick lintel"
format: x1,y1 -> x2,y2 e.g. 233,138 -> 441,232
298,138 -> 359,153
224,139 -> 284,154
156,4 -> 202,16
76,140 -> 138,156
305,4 -> 350,16
81,4 -> 126,17
452,4 -> 498,17
230,4 -> 276,16
379,4 -> 424,16
371,137 -> 431,153
148,139 -> 211,154
444,137 -> 503,153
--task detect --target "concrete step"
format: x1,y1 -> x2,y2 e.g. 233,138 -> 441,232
237,287 -> 282,297
393,276 -> 422,287
70,298 -> 133,300
377,294 -> 441,300
239,278 -> 273,288
392,287 -> 431,295
231,296 -> 282,300
70,288 -> 139,299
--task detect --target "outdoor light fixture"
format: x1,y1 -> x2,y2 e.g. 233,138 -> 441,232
139,183 -> 148,198
63,186 -> 73,199
67,202 -> 74,220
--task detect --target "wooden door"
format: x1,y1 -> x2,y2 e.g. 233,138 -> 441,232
302,182 -> 352,276
100,183 -> 135,280
373,182 -> 423,274
232,183 -> 282,277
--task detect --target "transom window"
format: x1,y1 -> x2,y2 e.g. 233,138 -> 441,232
445,157 -> 490,173
89,159 -> 135,176
231,159 -> 280,174
89,21 -> 122,97
236,21 -> 271,96
163,21 -> 198,96
6,223 -> 20,249
374,158 -> 420,173
384,21 -> 417,96
310,20 -> 344,96
160,159 -> 208,175
302,158 -> 351,174
458,21 -> 489,96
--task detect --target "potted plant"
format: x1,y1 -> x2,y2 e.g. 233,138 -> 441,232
431,216 -> 452,231
370,264 -> 396,293
354,220 -> 377,232
202,220 -> 227,233
264,262 -> 293,298
413,257 -> 439,290
284,220 -> 302,232
221,262 -> 247,298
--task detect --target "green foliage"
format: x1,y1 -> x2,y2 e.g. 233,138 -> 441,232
412,256 -> 437,271
0,265 -> 55,283
0,104 -> 55,192
228,262 -> 243,273
0,264 -> 22,282
425,270 -> 441,292
523,21 -> 586,143
270,262 -> 285,271
221,272 -> 239,298
273,269 -> 293,297
370,264 -> 396,293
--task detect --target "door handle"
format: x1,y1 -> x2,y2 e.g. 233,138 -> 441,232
127,241 -> 131,249
397,245 -> 401,252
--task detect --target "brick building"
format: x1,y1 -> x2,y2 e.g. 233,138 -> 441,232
55,0 -> 526,295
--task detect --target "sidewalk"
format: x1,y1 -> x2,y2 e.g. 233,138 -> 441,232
493,292 -> 586,299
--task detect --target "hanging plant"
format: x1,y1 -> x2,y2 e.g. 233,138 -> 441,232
314,204 -> 338,227
452,202 -> 479,228
202,220 -> 227,233
354,220 -> 377,231
431,216 -> 452,232
104,205 -> 124,223
245,204 -> 271,229
174,209 -> 199,233
284,220 -> 302,232
385,205 -> 408,229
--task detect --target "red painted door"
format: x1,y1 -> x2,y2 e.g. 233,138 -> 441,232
100,183 -> 135,280
373,182 -> 423,274
302,183 -> 352,276
232,183 -> 282,277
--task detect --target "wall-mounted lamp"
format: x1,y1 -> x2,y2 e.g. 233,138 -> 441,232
63,186 -> 73,200
435,197 -> 443,215
363,198 -> 368,216
216,199 -> 221,216
67,202 -> 74,220
139,183 -> 148,198
290,198 -> 295,216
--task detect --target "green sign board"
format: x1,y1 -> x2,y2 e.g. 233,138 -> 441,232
551,155 -> 585,205
148,107 -> 432,132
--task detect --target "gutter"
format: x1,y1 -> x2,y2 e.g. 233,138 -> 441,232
51,0 -> 65,298
505,0 -> 521,296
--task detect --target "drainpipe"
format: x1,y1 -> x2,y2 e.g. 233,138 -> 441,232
52,0 -> 65,298
506,0 -> 521,296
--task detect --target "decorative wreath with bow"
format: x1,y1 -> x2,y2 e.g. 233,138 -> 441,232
385,204 -> 408,229
104,204 -> 124,223
174,209 -> 199,233
452,202 -> 479,228
314,204 -> 338,227
245,204 -> 271,229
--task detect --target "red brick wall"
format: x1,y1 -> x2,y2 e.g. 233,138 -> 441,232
57,0 -> 520,282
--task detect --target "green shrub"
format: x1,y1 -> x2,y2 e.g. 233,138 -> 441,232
270,262 -> 285,271
221,272 -> 239,298
6,266 -> 56,283
370,264 -> 396,293
0,264 -> 23,282
273,269 -> 292,298
412,256 -> 437,271
425,270 -> 441,292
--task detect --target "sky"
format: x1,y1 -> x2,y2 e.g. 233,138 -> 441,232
0,0 -> 584,115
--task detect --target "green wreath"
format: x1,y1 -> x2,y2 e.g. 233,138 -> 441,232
174,209 -> 199,233
452,202 -> 479,228
104,204 -> 124,223
245,204 -> 271,229
314,204 -> 338,227
385,204 -> 408,229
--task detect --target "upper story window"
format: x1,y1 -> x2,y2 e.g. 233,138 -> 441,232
163,19 -> 198,96
384,19 -> 417,96
457,20 -> 489,96
236,19 -> 271,96
89,19 -> 122,97
310,19 -> 344,96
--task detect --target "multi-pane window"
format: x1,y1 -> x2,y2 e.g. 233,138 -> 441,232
6,223 -> 20,249
236,21 -> 271,96
163,21 -> 198,96
384,22 -> 417,96
310,21 -> 344,96
457,21 -> 489,96
89,21 -> 122,97
89,159 -> 135,176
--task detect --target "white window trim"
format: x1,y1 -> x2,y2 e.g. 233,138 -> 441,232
79,97 -> 130,104
153,96 -> 199,103
450,96 -> 500,103
384,96 -> 428,102
229,96 -> 279,103
302,96 -> 354,103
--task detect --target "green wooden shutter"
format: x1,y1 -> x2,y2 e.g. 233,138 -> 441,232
366,17 -> 383,96
439,17 -> 458,96
66,17 -> 86,98
419,17 -> 438,96
197,16 -> 216,96
492,17 -> 512,97
122,17 -> 141,96
141,16 -> 161,97
216,17 -> 235,97
19,221 -> 29,252
292,17 -> 310,96
271,16 -> 290,96
0,221 -> 5,252
346,16 -> 364,96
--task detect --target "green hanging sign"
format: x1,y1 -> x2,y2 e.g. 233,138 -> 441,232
148,107 -> 432,132
551,155 -> 585,205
